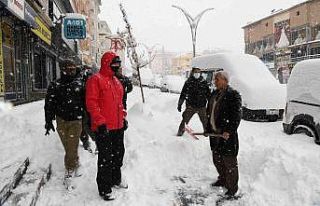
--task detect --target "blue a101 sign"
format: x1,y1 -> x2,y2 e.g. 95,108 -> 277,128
63,18 -> 86,39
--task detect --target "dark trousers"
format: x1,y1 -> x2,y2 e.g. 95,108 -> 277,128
178,106 -> 207,133
212,150 -> 239,194
95,129 -> 125,195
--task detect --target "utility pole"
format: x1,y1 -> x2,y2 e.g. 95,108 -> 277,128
172,5 -> 214,57
119,3 -> 145,103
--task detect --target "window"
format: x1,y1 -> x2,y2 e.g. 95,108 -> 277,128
296,11 -> 300,16
33,50 -> 48,90
291,27 -> 307,45
312,25 -> 320,40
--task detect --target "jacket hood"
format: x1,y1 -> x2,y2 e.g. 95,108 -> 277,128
100,51 -> 119,77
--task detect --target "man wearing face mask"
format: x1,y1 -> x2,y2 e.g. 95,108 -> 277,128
86,51 -> 126,201
44,59 -> 85,190
177,67 -> 211,136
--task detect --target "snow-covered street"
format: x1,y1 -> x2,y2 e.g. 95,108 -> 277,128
1,87 -> 320,206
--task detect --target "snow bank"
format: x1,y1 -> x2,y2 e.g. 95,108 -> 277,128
161,75 -> 185,93
140,67 -> 154,86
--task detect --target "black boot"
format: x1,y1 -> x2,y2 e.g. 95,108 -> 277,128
82,139 -> 92,153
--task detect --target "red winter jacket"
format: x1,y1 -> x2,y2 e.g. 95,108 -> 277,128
86,51 -> 125,132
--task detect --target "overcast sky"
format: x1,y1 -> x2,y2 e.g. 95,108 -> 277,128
99,0 -> 305,54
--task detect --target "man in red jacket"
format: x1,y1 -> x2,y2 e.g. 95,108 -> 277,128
86,51 -> 126,201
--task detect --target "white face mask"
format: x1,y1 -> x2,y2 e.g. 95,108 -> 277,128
193,73 -> 201,79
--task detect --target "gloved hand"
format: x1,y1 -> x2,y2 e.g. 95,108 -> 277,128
123,119 -> 128,131
177,104 -> 182,112
45,122 -> 55,135
97,124 -> 109,136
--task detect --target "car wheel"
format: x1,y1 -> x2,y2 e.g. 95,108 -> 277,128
293,124 -> 316,138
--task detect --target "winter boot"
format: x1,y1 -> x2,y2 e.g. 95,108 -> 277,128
82,139 -> 93,153
63,170 -> 74,190
211,179 -> 225,187
113,179 -> 128,189
74,165 -> 82,177
100,192 -> 115,201
176,129 -> 184,136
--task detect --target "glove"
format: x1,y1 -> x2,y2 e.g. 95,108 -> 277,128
45,122 -> 55,135
97,124 -> 109,136
177,104 -> 182,112
123,119 -> 128,131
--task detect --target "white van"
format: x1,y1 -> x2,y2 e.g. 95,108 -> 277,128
192,53 -> 286,121
283,59 -> 320,144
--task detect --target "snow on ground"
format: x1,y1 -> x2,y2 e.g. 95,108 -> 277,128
1,87 -> 320,206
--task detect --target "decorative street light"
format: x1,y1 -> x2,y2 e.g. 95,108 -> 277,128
172,5 -> 214,57
140,43 -> 159,71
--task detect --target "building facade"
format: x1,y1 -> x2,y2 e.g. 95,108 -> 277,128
243,0 -> 320,83
0,0 -> 88,104
72,0 -> 101,68
171,53 -> 193,75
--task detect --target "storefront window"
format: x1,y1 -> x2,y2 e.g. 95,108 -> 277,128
291,27 -> 307,45
34,50 -> 47,90
312,25 -> 320,41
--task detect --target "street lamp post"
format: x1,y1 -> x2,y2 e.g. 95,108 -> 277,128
140,43 -> 159,71
172,5 -> 214,57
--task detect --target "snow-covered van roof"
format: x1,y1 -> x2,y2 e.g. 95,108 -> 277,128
287,59 -> 320,105
192,53 -> 286,109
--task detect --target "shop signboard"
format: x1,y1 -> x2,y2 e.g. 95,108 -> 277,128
63,17 -> 86,39
6,0 -> 24,20
31,17 -> 52,45
0,22 -> 5,96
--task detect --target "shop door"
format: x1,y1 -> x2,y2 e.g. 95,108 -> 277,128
2,21 -> 16,100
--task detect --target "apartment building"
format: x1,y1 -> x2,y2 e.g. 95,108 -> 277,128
243,0 -> 320,83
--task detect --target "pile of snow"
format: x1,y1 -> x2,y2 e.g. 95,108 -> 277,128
0,101 -> 13,112
139,67 -> 154,86
161,75 -> 185,93
148,74 -> 163,88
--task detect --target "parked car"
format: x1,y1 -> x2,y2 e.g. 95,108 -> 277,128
160,75 -> 185,94
148,74 -> 163,88
192,53 -> 286,121
283,59 -> 320,144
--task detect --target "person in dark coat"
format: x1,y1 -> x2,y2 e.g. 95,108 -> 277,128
115,67 -> 133,110
79,65 -> 96,152
44,59 -> 85,189
206,71 -> 242,197
177,67 -> 211,136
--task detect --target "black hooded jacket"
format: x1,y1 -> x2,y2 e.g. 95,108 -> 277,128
207,86 -> 242,156
44,74 -> 85,122
116,74 -> 133,110
178,76 -> 210,108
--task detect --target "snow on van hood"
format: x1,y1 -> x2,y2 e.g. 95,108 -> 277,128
192,53 -> 286,110
287,59 -> 320,105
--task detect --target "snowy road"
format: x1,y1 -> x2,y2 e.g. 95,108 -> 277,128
1,87 -> 320,206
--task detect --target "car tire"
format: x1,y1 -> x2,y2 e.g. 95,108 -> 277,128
293,124 -> 316,138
